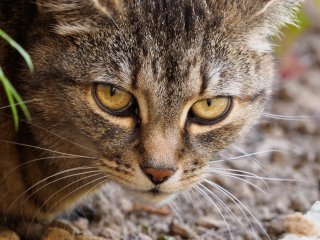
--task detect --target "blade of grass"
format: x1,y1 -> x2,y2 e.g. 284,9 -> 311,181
0,29 -> 33,72
0,28 -> 32,130
0,67 -> 19,130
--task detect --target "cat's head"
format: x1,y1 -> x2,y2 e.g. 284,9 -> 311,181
19,0 -> 301,204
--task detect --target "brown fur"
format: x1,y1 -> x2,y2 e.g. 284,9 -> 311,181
0,0 -> 301,237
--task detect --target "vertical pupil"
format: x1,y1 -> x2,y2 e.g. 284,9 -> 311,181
110,87 -> 116,97
207,99 -> 212,107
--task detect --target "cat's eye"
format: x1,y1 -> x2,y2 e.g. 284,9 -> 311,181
94,84 -> 133,114
190,97 -> 232,124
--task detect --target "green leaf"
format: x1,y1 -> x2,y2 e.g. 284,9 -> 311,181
0,29 -> 32,130
0,29 -> 34,72
0,67 -> 19,130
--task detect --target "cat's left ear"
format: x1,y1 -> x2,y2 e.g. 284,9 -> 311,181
248,0 -> 303,52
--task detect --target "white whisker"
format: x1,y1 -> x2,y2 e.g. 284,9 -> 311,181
205,170 -> 268,195
198,182 -> 247,233
202,178 -> 271,240
0,99 -> 38,110
0,111 -> 98,154
3,156 -> 98,181
195,185 -> 234,240
0,139 -> 98,159
167,200 -> 183,222
6,166 -> 99,214
233,146 -> 267,173
264,113 -> 320,121
210,149 -> 284,163
207,168 -> 298,183
27,174 -> 108,235
46,175 -> 109,215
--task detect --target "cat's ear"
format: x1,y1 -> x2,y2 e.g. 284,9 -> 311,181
36,0 -> 124,35
247,0 -> 303,52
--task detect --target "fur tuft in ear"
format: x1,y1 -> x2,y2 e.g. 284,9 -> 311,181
247,0 -> 303,53
37,0 -> 124,35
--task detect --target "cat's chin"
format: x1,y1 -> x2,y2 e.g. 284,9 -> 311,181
127,189 -> 177,206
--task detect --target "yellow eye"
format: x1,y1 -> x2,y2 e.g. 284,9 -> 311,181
191,97 -> 232,123
94,84 -> 133,113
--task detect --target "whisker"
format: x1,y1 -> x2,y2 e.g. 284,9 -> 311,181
233,145 -> 267,173
3,156 -> 98,181
194,185 -> 234,240
44,174 -> 109,216
264,113 -> 320,121
207,167 -> 270,190
203,178 -> 271,240
60,177 -> 110,226
0,139 -> 98,159
17,170 -> 104,210
5,166 -> 98,214
0,111 -> 98,154
167,200 -> 183,222
27,174 -> 107,235
198,182 -> 247,233
206,168 -> 298,183
181,191 -> 196,212
201,178 -> 257,238
210,149 -> 284,163
0,99 -> 38,110
205,170 -> 268,195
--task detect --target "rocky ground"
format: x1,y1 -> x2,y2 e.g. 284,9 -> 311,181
1,2 -> 320,240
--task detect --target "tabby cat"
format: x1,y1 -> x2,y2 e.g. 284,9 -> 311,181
0,0 -> 301,237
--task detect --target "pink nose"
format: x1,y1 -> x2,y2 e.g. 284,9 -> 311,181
142,168 -> 175,185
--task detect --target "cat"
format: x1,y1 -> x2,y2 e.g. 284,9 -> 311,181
0,0 -> 302,238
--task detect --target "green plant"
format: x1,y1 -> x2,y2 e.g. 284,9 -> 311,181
0,28 -> 33,130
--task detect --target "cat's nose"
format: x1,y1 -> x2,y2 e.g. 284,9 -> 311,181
142,167 -> 176,185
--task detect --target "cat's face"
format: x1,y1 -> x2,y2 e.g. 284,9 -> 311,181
19,0 -> 300,204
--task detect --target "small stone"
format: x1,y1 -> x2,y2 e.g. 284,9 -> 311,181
100,228 -> 121,240
119,198 -> 133,212
41,227 -> 73,240
170,220 -> 198,239
50,219 -> 80,235
0,229 -> 20,240
243,230 -> 259,240
126,233 -> 152,240
75,235 -> 107,240
196,216 -> 225,229
284,213 -> 318,236
73,218 -> 90,232
271,151 -> 286,164
266,217 -> 286,236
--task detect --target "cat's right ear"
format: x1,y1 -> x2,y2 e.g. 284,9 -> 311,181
36,0 -> 124,35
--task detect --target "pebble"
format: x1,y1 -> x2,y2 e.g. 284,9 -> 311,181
170,220 -> 198,239
196,216 -> 225,229
266,217 -> 286,237
120,199 -> 133,212
50,219 -> 81,235
75,236 -> 106,240
41,228 -> 73,240
0,229 -> 20,240
73,218 -> 90,234
282,202 -> 320,239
